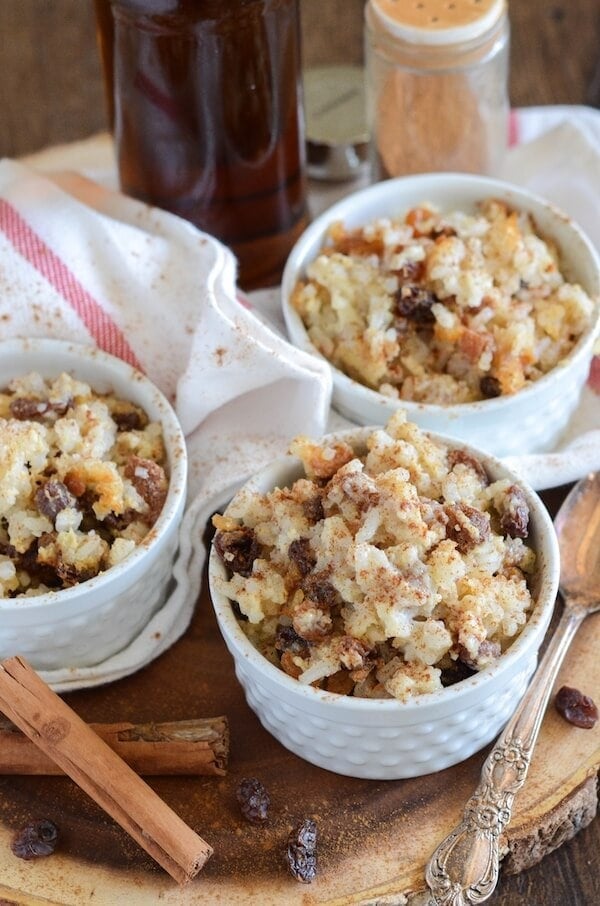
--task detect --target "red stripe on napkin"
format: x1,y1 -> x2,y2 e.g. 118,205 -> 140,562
589,356 -> 600,395
0,200 -> 143,371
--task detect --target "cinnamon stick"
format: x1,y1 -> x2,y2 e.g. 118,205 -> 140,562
0,716 -> 229,776
0,656 -> 212,884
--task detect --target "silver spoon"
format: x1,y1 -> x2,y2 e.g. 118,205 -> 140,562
414,471 -> 600,906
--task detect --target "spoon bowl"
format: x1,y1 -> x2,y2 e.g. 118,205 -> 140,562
555,472 -> 600,607
423,471 -> 600,905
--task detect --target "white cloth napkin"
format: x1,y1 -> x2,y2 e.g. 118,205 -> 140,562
1,105 -> 599,690
0,158 -> 331,689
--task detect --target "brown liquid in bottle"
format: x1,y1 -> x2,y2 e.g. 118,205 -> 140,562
107,0 -> 308,290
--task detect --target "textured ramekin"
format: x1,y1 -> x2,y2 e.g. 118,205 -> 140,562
0,338 -> 187,671
281,173 -> 600,458
208,427 -> 560,780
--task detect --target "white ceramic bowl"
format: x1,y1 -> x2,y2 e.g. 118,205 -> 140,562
282,173 -> 600,458
0,338 -> 187,671
209,427 -> 559,780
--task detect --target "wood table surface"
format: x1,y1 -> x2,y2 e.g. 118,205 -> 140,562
0,2 -> 598,905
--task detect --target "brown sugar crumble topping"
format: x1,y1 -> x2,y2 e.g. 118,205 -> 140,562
213,412 -> 537,701
0,371 -> 168,597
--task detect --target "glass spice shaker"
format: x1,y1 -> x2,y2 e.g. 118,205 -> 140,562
97,0 -> 309,291
365,0 -> 510,180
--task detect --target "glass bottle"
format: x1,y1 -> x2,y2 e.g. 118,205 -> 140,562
365,0 -> 510,180
98,0 -> 308,290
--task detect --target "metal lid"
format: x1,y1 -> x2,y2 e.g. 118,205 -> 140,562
303,65 -> 370,182
370,0 -> 505,45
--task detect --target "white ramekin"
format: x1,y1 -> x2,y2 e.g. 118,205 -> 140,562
208,427 -> 560,780
0,338 -> 187,671
281,173 -> 600,458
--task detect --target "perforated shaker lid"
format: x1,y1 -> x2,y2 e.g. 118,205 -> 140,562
370,0 -> 505,45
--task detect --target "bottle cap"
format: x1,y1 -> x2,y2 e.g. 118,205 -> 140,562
303,66 -> 370,182
370,0 -> 505,46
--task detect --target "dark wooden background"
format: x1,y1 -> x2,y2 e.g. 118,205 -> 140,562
0,2 -> 598,905
0,1 -> 598,158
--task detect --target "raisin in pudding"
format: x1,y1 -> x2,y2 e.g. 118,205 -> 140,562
212,412 -> 537,701
0,371 -> 168,597
291,200 -> 594,403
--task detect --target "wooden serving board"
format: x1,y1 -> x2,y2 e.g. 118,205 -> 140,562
0,488 -> 598,906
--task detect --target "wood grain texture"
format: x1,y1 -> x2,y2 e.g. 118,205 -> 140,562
0,488 -> 597,905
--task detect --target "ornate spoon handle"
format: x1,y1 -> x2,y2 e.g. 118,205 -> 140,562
424,603 -> 585,906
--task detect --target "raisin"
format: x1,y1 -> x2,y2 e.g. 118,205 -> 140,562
287,818 -> 318,883
445,502 -> 491,552
555,685 -> 598,729
214,528 -> 261,577
288,538 -> 316,576
35,481 -> 72,521
11,820 -> 59,860
480,375 -> 502,398
17,540 -> 62,588
338,636 -> 373,672
394,284 -> 437,323
301,572 -> 337,607
0,540 -> 17,559
236,778 -> 270,824
440,659 -> 476,687
498,485 -> 530,539
112,409 -> 144,431
275,624 -> 310,658
9,398 -> 49,420
103,509 -> 138,531
302,495 -> 324,524
457,640 -> 501,670
447,449 -> 488,485
124,456 -> 167,523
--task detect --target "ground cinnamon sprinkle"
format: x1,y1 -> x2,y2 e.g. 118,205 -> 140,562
375,69 -> 487,177
365,0 -> 510,178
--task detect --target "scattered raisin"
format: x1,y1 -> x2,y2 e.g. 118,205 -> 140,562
498,485 -> 530,539
287,818 -> 318,883
35,481 -> 73,521
480,375 -> 502,398
555,685 -> 598,729
444,502 -> 491,552
394,284 -> 437,323
236,778 -> 270,824
301,572 -> 337,607
447,449 -> 489,485
214,527 -> 261,577
11,820 -> 59,860
288,538 -> 316,576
